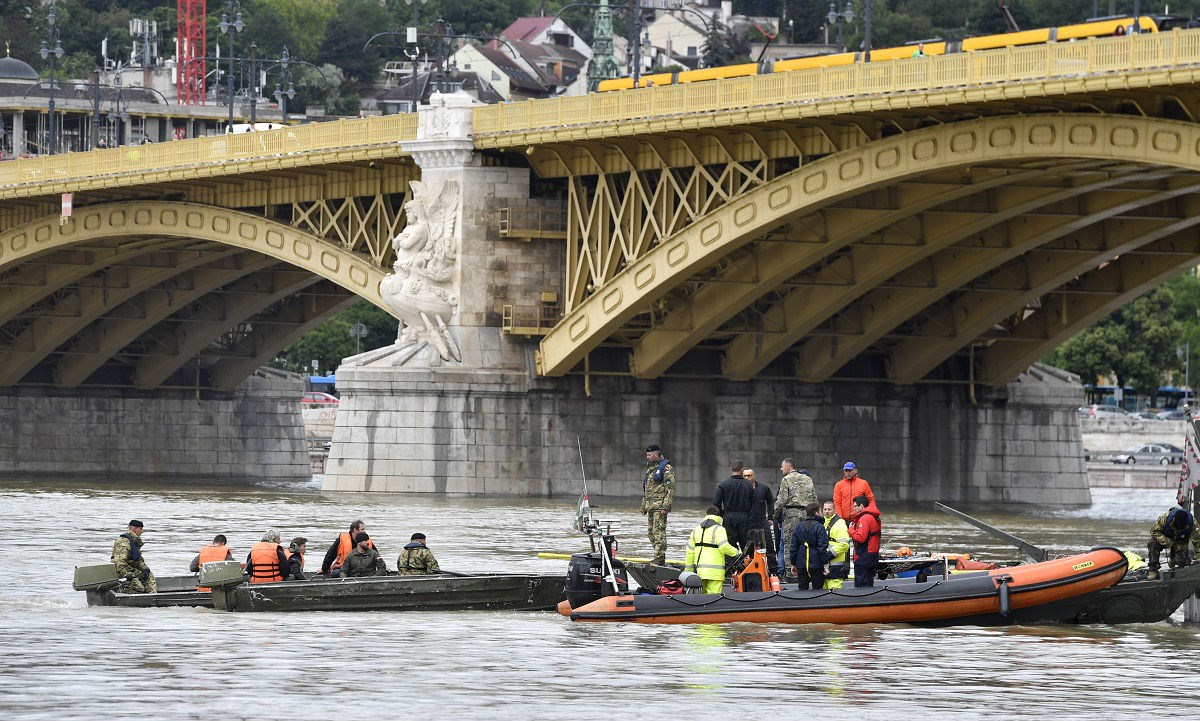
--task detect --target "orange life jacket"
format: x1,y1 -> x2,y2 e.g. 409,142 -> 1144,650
332,532 -> 374,570
196,543 -> 230,592
249,541 -> 283,583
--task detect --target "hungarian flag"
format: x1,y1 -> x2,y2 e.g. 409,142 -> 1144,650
574,493 -> 592,533
1178,418 -> 1200,505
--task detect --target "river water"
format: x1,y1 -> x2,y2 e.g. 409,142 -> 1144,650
0,478 -> 1196,720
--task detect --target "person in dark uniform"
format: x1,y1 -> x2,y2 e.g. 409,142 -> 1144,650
712,461 -> 754,549
743,468 -> 778,575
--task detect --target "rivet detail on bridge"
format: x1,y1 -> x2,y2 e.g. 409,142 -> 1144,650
35,225 -> 51,243
160,209 -> 178,227
10,232 -> 26,252
634,265 -> 655,289
1068,124 -> 1096,146
238,222 -> 256,240
83,213 -> 100,231
875,148 -> 899,170
734,203 -> 756,228
803,171 -> 827,193
134,209 -> 152,226
212,216 -> 229,234
1028,124 -> 1056,145
568,315 -> 589,340
266,230 -> 284,250
666,242 -> 688,267
768,187 -> 791,209
700,221 -> 722,246
320,250 -> 339,272
1110,126 -> 1138,148
839,158 -> 863,181
108,210 -> 127,228
186,212 -> 203,229
350,266 -> 368,288
293,239 -> 311,259
1153,131 -> 1181,154
988,127 -> 1016,148
601,287 -> 623,313
950,132 -> 976,153
912,138 -> 937,161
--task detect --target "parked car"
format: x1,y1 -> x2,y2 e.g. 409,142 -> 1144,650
1155,409 -> 1192,420
1109,443 -> 1185,465
1082,404 -> 1131,419
301,391 -> 340,405
1135,411 -> 1162,420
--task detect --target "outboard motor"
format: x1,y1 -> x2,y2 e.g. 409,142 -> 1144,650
564,534 -> 628,609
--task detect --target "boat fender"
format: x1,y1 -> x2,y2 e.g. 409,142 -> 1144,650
677,570 -> 703,590
995,574 -> 1014,617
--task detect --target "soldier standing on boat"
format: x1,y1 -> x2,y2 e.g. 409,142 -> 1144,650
396,533 -> 440,575
641,444 -> 676,566
1147,506 -> 1200,579
112,520 -> 156,593
744,467 -> 779,576
773,458 -> 816,576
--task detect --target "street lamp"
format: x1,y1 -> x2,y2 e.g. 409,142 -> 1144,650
826,2 -> 854,53
219,0 -> 245,131
404,0 -> 429,111
348,323 -> 368,355
272,47 -> 296,119
863,0 -> 874,62
39,1 -> 64,154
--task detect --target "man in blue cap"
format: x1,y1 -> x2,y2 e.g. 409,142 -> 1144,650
833,461 -> 875,522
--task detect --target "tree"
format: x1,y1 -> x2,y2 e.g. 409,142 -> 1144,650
317,0 -> 393,91
271,301 -> 398,374
1044,285 -> 1185,398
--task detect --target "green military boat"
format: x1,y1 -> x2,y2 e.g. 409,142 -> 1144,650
74,562 -> 566,613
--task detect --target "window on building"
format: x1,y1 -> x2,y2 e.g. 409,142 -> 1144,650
492,70 -> 501,81
551,32 -> 573,47
687,46 -> 697,56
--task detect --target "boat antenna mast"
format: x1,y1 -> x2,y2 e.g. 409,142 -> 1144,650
574,438 -> 624,596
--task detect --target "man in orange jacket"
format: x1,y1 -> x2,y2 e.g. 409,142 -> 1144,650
833,462 -> 876,521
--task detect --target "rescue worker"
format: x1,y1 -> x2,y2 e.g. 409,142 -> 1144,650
320,519 -> 377,576
833,462 -> 876,522
286,537 -> 307,581
641,444 -> 676,566
712,461 -> 753,549
745,467 -> 779,575
848,495 -> 882,587
789,503 -> 832,590
396,533 -> 440,575
1147,506 -> 1200,579
245,529 -> 291,584
773,458 -> 816,575
821,500 -> 851,589
1122,550 -> 1149,581
112,519 -> 156,593
684,506 -> 741,594
341,532 -> 387,577
191,534 -> 234,592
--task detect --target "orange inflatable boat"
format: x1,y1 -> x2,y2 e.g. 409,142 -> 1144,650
567,547 -> 1128,625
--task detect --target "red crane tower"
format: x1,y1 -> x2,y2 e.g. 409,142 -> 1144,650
177,0 -> 207,104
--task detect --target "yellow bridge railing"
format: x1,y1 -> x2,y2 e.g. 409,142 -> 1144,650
475,28 -> 1200,138
0,113 -> 418,196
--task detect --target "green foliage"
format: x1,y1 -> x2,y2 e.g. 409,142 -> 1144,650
703,23 -> 752,67
1043,276 -> 1200,396
270,301 -> 398,375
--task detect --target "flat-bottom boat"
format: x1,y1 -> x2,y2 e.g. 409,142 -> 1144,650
73,565 -> 213,608
566,547 -> 1129,625
1075,563 -> 1200,624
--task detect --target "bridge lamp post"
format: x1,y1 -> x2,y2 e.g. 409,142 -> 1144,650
272,47 -> 297,120
348,323 -> 368,355
219,0 -> 245,132
1131,0 -> 1141,34
39,1 -> 64,155
826,2 -> 854,54
404,0 -> 429,110
862,0 -> 873,62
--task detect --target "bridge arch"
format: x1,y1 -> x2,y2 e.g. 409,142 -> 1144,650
537,114 -> 1200,384
0,202 -> 393,389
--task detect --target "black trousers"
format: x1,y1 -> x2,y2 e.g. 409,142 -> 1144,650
854,552 -> 879,587
723,513 -> 751,549
795,566 -> 824,590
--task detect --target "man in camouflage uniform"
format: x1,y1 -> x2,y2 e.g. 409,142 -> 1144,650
1147,506 -> 1200,579
396,532 -> 440,575
641,444 -> 676,565
112,519 -> 157,593
773,458 -> 816,577
341,532 -> 388,577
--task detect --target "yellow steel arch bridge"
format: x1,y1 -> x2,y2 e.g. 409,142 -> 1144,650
6,29 -> 1200,391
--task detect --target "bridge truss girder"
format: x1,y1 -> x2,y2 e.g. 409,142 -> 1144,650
537,113 -> 1200,386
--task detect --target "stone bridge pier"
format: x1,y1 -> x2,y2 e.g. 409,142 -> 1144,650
322,95 -> 1090,508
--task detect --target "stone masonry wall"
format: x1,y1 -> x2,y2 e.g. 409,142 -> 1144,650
324,363 -> 1090,507
0,373 -> 309,481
